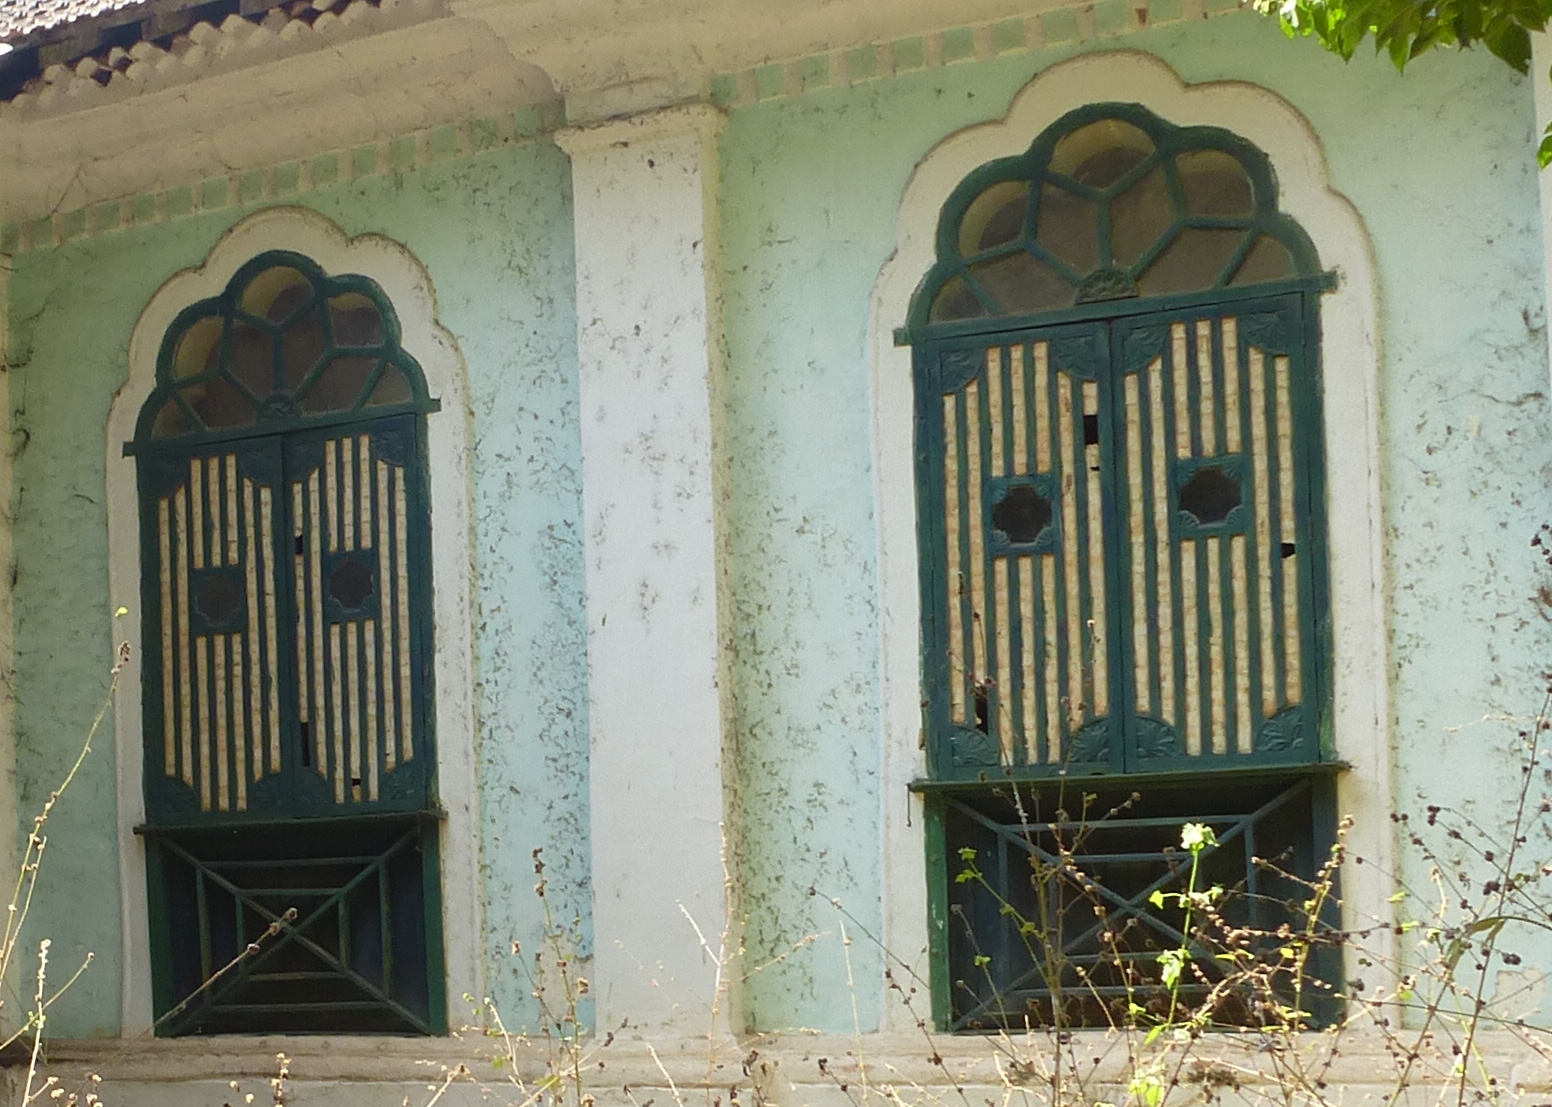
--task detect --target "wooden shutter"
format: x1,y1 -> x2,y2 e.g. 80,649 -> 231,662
918,295 -> 1322,780
922,323 -> 1123,776
285,415 -> 431,815
141,442 -> 287,820
1112,297 -> 1319,768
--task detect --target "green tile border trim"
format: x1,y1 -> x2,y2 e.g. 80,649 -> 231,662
704,0 -> 1231,109
3,99 -> 566,255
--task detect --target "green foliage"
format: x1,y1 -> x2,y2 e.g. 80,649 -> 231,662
1253,0 -> 1552,165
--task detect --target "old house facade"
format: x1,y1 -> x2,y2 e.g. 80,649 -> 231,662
0,0 -> 1548,1101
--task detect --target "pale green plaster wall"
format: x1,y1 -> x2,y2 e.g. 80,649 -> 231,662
719,11 -> 1551,1030
6,140 -> 589,1036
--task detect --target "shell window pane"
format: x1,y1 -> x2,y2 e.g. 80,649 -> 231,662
239,266 -> 312,324
1177,150 -> 1254,217
969,252 -> 1071,316
1034,184 -> 1099,273
302,357 -> 379,415
228,320 -> 275,398
930,276 -> 988,323
959,181 -> 1029,256
1049,118 -> 1154,185
281,304 -> 329,391
182,377 -> 255,430
329,293 -> 386,347
1109,164 -> 1173,269
173,316 -> 224,381
1138,228 -> 1248,297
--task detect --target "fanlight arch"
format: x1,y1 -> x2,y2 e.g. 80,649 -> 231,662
134,250 -> 436,448
908,102 -> 1324,331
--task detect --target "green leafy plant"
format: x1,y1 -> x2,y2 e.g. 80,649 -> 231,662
1252,0 -> 1552,165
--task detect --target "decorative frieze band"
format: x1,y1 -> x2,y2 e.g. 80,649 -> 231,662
1,102 -> 564,254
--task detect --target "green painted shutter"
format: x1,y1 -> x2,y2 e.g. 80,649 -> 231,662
918,294 -> 1323,780
284,415 -> 433,816
140,440 -> 289,822
1111,297 -> 1321,768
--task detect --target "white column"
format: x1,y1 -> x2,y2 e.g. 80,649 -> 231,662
1534,35 -> 1552,392
557,105 -> 732,1036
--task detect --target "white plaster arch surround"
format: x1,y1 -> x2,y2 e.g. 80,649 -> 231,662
870,50 -> 1389,1029
105,206 -> 481,1034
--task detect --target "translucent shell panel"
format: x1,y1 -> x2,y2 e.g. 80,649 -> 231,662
146,255 -> 428,442
173,317 -> 224,381
923,106 -> 1319,327
1177,149 -> 1254,217
1050,119 -> 1153,186
959,181 -> 1029,256
239,266 -> 312,324
1035,185 -> 1099,273
1110,165 -> 1172,269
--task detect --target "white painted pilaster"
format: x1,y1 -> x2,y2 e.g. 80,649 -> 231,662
558,104 -> 732,1037
1533,35 -> 1552,391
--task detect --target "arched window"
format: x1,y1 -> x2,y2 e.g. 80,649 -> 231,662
905,104 -> 1339,1031
130,251 -> 444,1035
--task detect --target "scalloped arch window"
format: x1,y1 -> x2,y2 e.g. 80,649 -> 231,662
130,251 -> 445,1037
908,105 -> 1336,1032
140,253 -> 431,443
913,103 -> 1320,327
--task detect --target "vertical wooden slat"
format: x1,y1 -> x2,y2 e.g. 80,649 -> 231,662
343,437 -> 356,552
208,457 -> 222,567
325,441 -> 339,554
965,380 -> 986,722
244,482 -> 263,780
987,348 -> 1005,477
994,557 -> 1012,760
195,635 -> 211,810
259,486 -> 280,777
1034,344 -> 1052,474
377,460 -> 399,770
158,499 -> 176,779
1124,374 -> 1149,716
1223,317 -> 1242,453
365,619 -> 381,795
224,456 -> 239,566
943,394 -> 964,725
358,436 -> 373,547
1010,346 -> 1028,476
346,621 -> 362,800
292,480 -> 311,776
213,633 -> 230,811
1232,534 -> 1252,752
1019,555 -> 1038,763
394,467 -> 414,765
1180,539 -> 1201,755
175,488 -> 194,789
1057,374 -> 1082,728
190,460 -> 205,571
1082,379 -> 1107,718
1041,558 -> 1060,760
1250,348 -> 1277,716
1207,538 -> 1226,755
1172,323 -> 1191,460
308,472 -> 329,777
1148,360 -> 1174,731
1276,356 -> 1302,705
1196,321 -> 1217,456
232,633 -> 248,808
329,623 -> 346,803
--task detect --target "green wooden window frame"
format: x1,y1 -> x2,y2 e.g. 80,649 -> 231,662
130,250 -> 446,1035
907,104 -> 1341,1031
